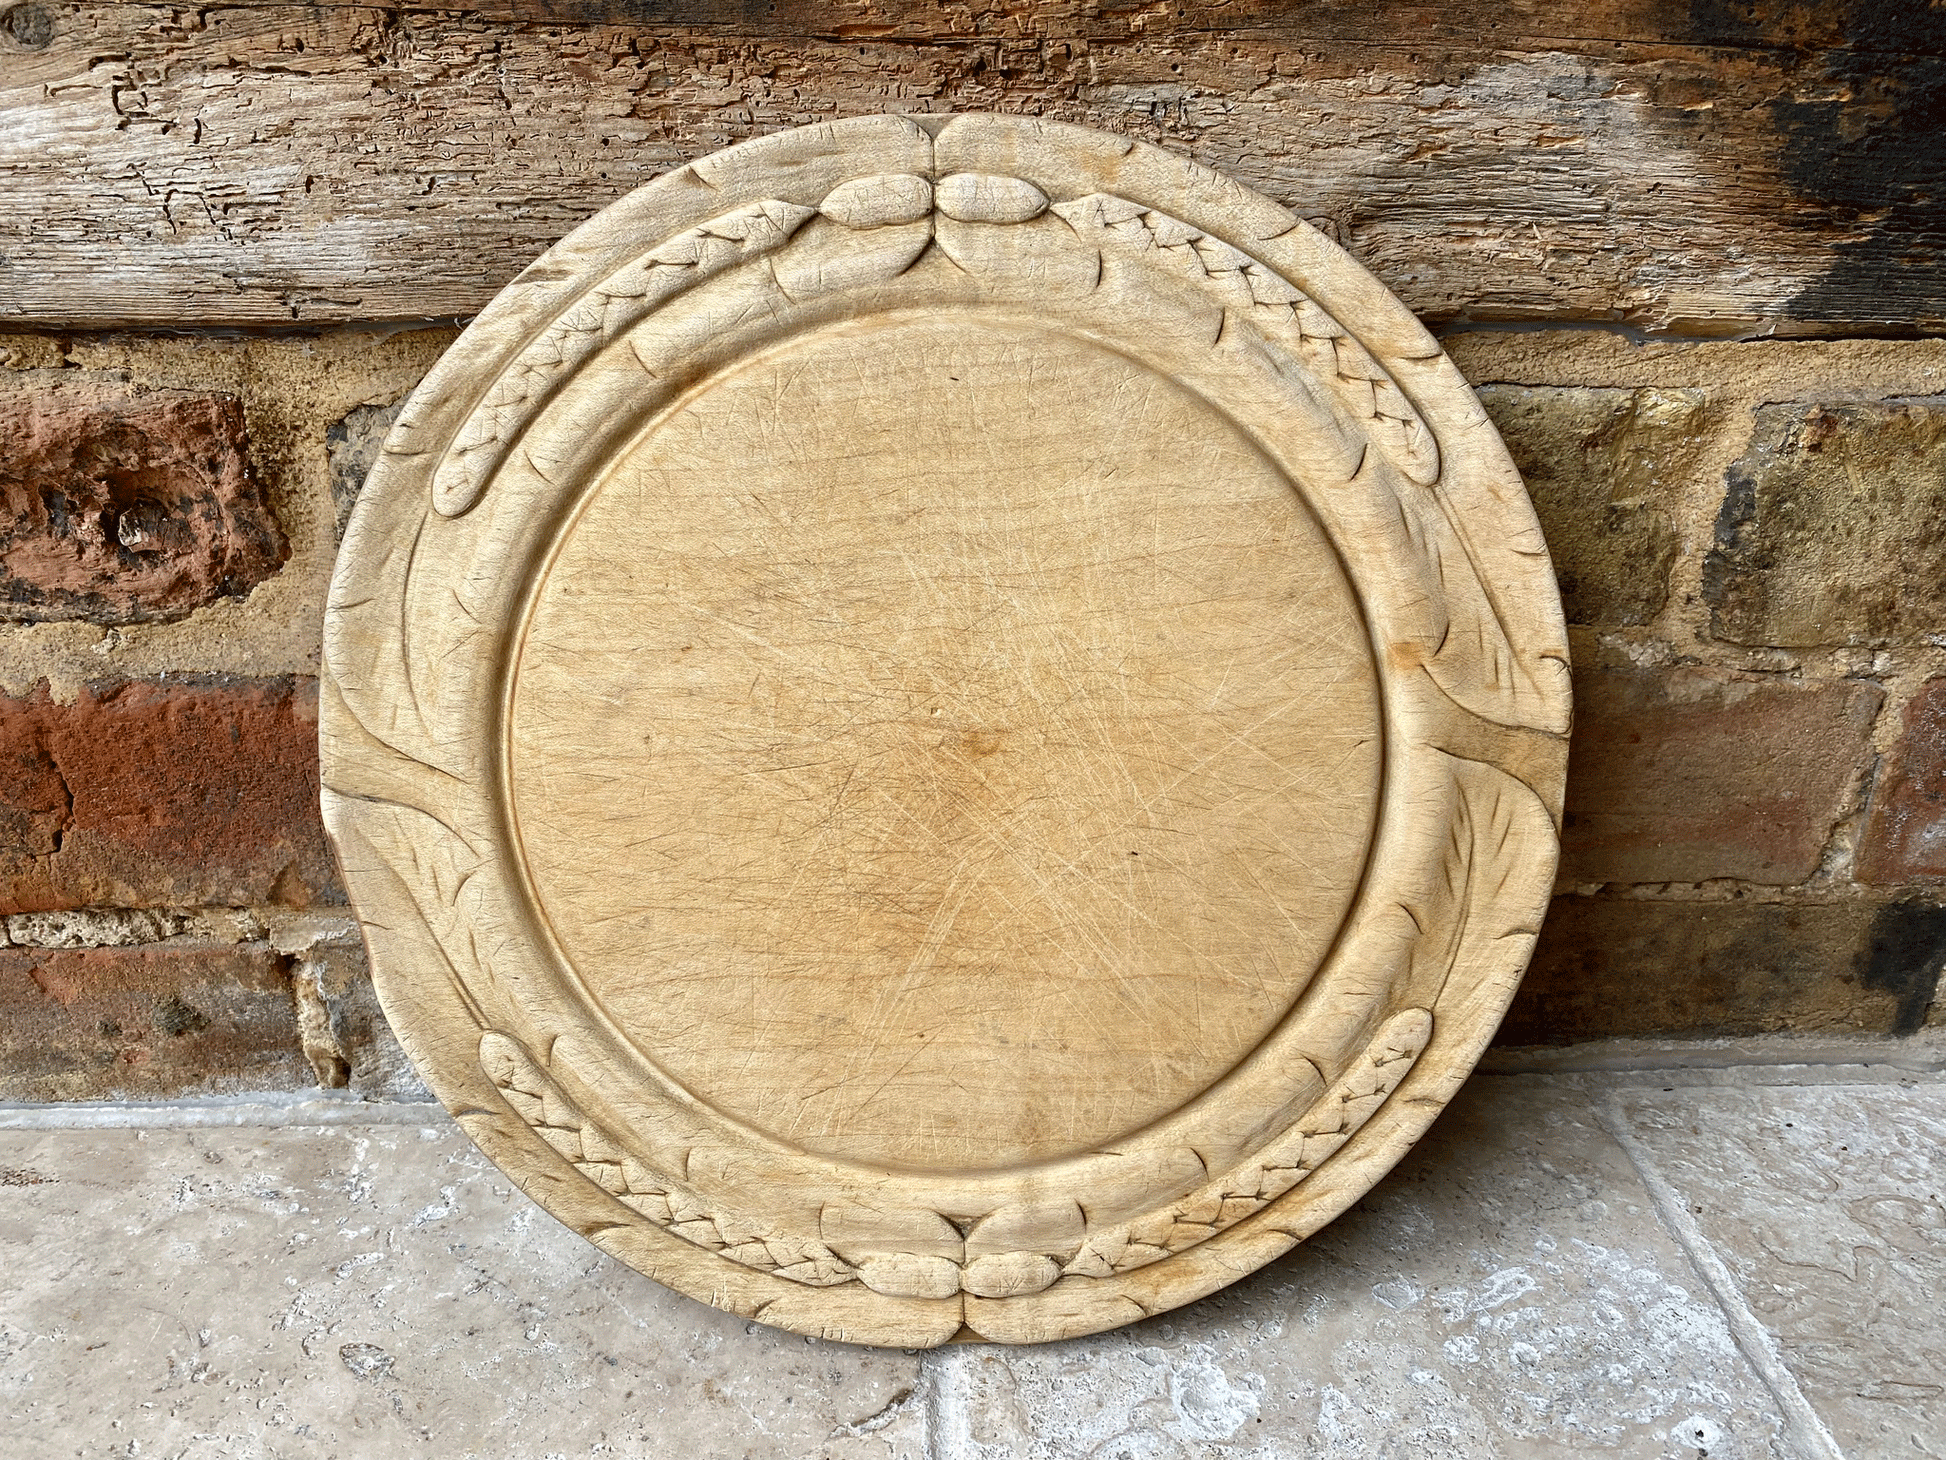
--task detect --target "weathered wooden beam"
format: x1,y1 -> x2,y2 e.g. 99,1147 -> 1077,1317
39,0 -> 1925,52
1,3 -> 1941,332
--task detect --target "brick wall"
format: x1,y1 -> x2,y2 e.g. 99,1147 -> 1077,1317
2,326 -> 1942,1101
1451,334 -> 1946,1045
0,330 -> 447,1102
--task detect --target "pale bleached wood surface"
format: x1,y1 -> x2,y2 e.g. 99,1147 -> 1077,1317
2,3 -> 1940,333
321,113 -> 1569,1345
510,314 -> 1384,1172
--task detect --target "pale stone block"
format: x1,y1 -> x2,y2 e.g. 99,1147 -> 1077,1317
0,1116 -> 923,1458
1619,1081 -> 1946,1459
933,1079 -> 1790,1459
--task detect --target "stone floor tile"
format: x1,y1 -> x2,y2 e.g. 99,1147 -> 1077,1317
931,1078 -> 1789,1460
0,1118 -> 923,1459
1618,1080 -> 1946,1460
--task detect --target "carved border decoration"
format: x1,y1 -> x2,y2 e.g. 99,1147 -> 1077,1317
322,114 -> 1570,1348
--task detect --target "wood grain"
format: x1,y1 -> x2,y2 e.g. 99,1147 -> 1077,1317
3,3 -> 1942,333
510,314 -> 1383,1171
320,113 -> 1569,1345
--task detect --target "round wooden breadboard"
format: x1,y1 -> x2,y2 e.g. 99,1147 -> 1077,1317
322,113 -> 1570,1347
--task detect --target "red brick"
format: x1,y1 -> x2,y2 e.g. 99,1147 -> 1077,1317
1562,662 -> 1882,885
0,677 -> 341,914
0,943 -> 309,1100
1500,895 -> 1945,1044
1859,677 -> 1946,883
0,386 -> 287,623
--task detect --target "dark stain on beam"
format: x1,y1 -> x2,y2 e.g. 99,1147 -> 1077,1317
1694,0 -> 1946,331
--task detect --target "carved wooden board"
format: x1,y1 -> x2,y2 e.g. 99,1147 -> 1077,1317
321,114 -> 1570,1347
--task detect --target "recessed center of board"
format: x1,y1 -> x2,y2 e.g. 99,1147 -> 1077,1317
508,311 -> 1382,1173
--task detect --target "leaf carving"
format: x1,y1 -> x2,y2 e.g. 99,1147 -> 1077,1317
404,199 -> 817,519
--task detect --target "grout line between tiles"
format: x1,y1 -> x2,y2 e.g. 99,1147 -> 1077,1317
922,1343 -> 972,1460
1595,1091 -> 1846,1460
